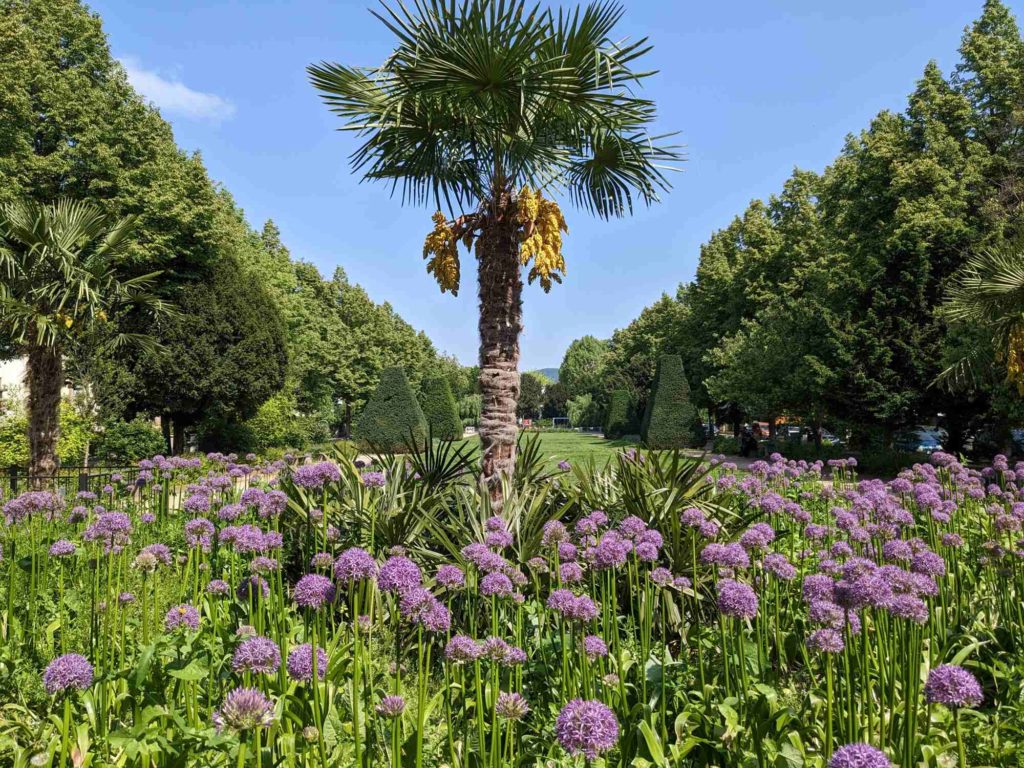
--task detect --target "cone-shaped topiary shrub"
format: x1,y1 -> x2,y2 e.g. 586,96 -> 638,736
419,376 -> 463,441
354,367 -> 428,451
641,355 -> 701,449
604,389 -> 634,439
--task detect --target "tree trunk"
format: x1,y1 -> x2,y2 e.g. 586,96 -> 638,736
26,346 -> 62,484
172,420 -> 185,455
476,208 -> 523,505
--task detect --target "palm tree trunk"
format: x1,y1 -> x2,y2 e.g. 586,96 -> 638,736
476,213 -> 522,503
26,345 -> 62,483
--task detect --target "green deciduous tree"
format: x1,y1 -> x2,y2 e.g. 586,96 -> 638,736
559,335 -> 609,400
517,372 -> 545,419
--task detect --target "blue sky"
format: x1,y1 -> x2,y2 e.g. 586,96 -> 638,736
89,0 -> 1018,370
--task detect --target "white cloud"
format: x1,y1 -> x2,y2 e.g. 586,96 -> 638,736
120,57 -> 236,123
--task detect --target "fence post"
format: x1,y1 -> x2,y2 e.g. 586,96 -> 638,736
7,465 -> 17,496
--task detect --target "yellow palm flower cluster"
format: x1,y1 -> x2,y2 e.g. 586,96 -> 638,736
1007,324 -> 1024,393
516,187 -> 567,292
422,211 -> 460,295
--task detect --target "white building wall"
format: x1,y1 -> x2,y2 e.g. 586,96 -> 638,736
0,358 -> 25,400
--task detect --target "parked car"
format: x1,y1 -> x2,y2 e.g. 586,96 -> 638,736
819,428 -> 844,447
894,429 -> 944,454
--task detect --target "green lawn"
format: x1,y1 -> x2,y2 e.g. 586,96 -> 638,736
457,430 -> 638,469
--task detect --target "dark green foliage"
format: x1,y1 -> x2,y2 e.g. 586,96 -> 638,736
92,418 -> 166,463
642,356 -> 701,449
354,367 -> 428,451
518,372 -> 544,418
419,376 -> 462,441
605,390 -> 634,438
542,382 -> 569,418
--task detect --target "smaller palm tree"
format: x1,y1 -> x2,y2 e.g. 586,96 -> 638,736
0,199 -> 170,478
938,244 -> 1024,392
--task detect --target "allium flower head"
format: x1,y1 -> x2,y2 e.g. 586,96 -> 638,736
924,665 -> 983,708
376,695 -> 405,718
232,636 -> 281,675
207,579 -> 230,596
165,604 -> 200,632
807,628 -> 845,653
582,635 -> 608,659
378,556 -> 422,592
49,540 -> 76,558
292,461 -> 341,488
361,470 -> 386,488
293,574 -> 336,609
286,644 -> 328,682
555,699 -> 619,759
496,691 -> 530,721
445,634 -> 482,662
213,687 -> 275,732
716,579 -> 758,619
435,564 -> 465,588
333,547 -> 378,583
43,654 -> 93,695
827,744 -> 891,768
480,571 -> 514,597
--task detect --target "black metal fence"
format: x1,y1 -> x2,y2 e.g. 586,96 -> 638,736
6,463 -> 141,497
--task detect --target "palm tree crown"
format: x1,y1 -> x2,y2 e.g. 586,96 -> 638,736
308,0 -> 680,217
0,198 -> 168,352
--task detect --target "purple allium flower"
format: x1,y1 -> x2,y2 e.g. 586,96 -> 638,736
292,461 -> 341,489
213,687 -> 275,732
827,744 -> 890,768
43,654 -> 93,695
207,579 -> 230,596
681,507 -> 706,527
803,574 -> 836,603
542,521 -> 568,546
82,511 -> 132,553
376,695 -> 406,718
233,636 -> 281,675
333,547 -> 378,583
940,533 -> 964,548
807,628 -> 845,653
398,587 -> 452,632
435,564 -> 465,589
673,575 -> 692,590
739,523 -> 775,551
361,470 -> 387,488
378,556 -> 422,593
184,518 -> 215,552
445,634 -> 482,663
485,529 -> 514,549
480,571 -> 515,597
619,515 -> 648,539
558,541 -> 578,561
924,665 -> 983,708
887,594 -> 929,624
310,551 -> 334,569
496,691 -> 530,720
293,574 -> 336,609
140,543 -> 172,566
650,567 -> 673,587
547,589 -> 599,623
555,699 -> 619,759
118,591 -> 135,604
560,562 -> 585,583
165,604 -> 200,632
49,539 -> 76,558
286,644 -> 328,682
582,635 -> 608,659
763,553 -> 796,580
716,579 -> 758,619
558,460 -> 571,472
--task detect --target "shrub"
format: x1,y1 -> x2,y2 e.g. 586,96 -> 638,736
567,394 -> 603,429
93,418 -> 166,463
0,401 -> 94,467
641,355 -> 702,449
354,367 -> 428,451
604,390 -> 633,438
419,376 -> 463,440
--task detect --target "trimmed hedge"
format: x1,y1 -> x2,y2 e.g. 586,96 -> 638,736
354,367 -> 428,451
419,376 -> 463,441
604,389 -> 634,438
641,355 -> 702,449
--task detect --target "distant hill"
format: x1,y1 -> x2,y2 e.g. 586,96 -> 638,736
529,368 -> 559,383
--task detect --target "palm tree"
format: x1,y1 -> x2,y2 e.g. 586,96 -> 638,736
937,244 -> 1024,393
309,0 -> 680,497
0,199 -> 169,479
